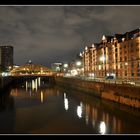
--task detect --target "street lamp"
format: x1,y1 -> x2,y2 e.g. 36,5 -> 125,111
76,61 -> 82,67
63,63 -> 69,76
76,61 -> 82,76
64,63 -> 68,68
79,52 -> 82,57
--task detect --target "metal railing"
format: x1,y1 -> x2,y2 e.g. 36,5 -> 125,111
64,75 -> 140,87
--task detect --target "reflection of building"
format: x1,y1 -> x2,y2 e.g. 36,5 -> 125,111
83,28 -> 140,80
0,46 -> 13,71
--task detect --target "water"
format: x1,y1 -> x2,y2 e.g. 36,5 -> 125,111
0,77 -> 140,134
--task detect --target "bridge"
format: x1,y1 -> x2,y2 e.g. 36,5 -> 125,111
10,63 -> 55,77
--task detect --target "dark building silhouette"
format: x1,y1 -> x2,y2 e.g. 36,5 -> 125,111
0,46 -> 13,71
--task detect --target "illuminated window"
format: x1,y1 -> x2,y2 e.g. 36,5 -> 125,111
98,65 -> 101,70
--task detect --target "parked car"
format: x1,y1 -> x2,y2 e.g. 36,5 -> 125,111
105,76 -> 114,80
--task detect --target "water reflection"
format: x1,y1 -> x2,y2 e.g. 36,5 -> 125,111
99,121 -> 106,135
0,79 -> 140,134
41,91 -> 43,103
0,88 -> 15,112
64,93 -> 69,111
76,102 -> 83,119
25,77 -> 41,92
62,89 -> 140,134
38,77 -> 41,87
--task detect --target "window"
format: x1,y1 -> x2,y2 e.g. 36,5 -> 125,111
131,62 -> 134,68
125,56 -> 127,61
137,73 -> 140,77
125,70 -> 127,76
131,42 -> 133,47
120,63 -> 122,68
132,70 -> 134,76
132,73 -> 134,76
131,57 -> 134,60
124,64 -> 127,69
131,48 -> 134,52
136,42 -> 139,46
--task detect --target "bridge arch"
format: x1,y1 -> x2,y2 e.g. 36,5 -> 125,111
11,63 -> 54,77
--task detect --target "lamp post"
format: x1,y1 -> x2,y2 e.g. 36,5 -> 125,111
63,63 -> 69,75
76,61 -> 82,76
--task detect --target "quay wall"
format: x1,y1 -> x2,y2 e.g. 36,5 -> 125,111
55,77 -> 140,109
0,77 -> 13,91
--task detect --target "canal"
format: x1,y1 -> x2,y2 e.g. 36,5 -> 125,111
0,77 -> 140,134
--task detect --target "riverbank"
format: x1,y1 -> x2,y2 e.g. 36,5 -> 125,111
0,76 -> 13,92
55,77 -> 140,109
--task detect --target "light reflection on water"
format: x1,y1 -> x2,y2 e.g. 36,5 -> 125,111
64,93 -> 69,111
0,78 -> 140,134
41,91 -> 43,103
25,77 -> 41,92
99,121 -> 106,135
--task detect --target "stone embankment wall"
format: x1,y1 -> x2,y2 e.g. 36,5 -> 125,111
55,77 -> 140,109
0,77 -> 13,91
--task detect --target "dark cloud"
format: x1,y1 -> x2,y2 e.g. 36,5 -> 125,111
0,6 -> 139,67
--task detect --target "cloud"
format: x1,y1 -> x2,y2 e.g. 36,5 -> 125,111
0,6 -> 139,67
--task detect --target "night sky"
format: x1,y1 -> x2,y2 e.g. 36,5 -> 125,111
0,6 -> 140,67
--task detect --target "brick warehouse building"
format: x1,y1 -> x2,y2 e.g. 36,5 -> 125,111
83,28 -> 140,80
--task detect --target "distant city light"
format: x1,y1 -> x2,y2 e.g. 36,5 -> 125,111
92,44 -> 95,48
122,38 -> 125,41
125,62 -> 128,65
102,35 -> 106,41
71,69 -> 78,76
76,61 -> 82,66
79,52 -> 82,57
64,63 -> 68,68
29,60 -> 32,63
2,72 -> 11,77
85,46 -> 88,51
